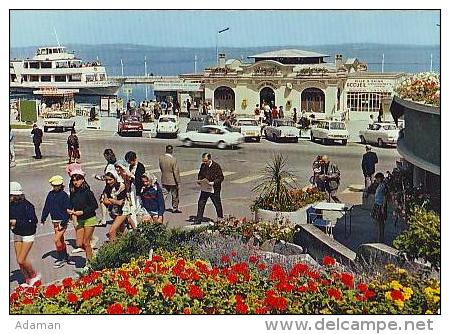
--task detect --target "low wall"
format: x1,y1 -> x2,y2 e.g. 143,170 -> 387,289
294,224 -> 356,265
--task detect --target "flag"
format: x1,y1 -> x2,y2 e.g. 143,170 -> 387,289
218,27 -> 230,34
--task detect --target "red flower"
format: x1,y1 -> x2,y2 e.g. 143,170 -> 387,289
249,255 -> 258,264
307,281 -> 318,293
183,307 -> 191,314
67,293 -> 78,304
255,306 -> 269,314
306,270 -> 320,280
186,268 -> 201,281
33,280 -> 42,287
89,271 -> 100,281
357,283 -> 368,293
188,285 -> 204,300
227,272 -> 238,284
127,306 -> 140,314
323,255 -> 336,266
297,285 -> 308,293
10,292 -> 19,303
231,250 -> 237,257
269,264 -> 286,282
340,273 -> 354,289
221,255 -> 231,263
327,287 -> 342,300
44,284 -> 61,298
125,286 -> 138,297
22,297 -> 33,305
81,284 -> 103,300
290,263 -> 309,277
390,290 -> 405,301
276,280 -> 295,293
236,301 -> 248,314
321,279 -> 332,286
364,290 -> 376,299
195,261 -> 209,274
62,277 -> 73,288
263,290 -> 287,311
107,303 -> 124,314
162,283 -> 176,300
257,263 -> 266,271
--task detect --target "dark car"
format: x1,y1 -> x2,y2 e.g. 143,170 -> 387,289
118,114 -> 143,136
186,115 -> 217,132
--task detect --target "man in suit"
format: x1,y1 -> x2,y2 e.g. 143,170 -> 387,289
159,145 -> 181,213
193,153 -> 224,224
31,123 -> 43,159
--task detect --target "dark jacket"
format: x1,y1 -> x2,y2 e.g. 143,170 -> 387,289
10,199 -> 38,236
31,127 -> 43,144
140,184 -> 165,216
41,189 -> 72,224
131,162 -> 145,196
362,151 -> 379,176
198,160 -> 224,193
70,185 -> 98,220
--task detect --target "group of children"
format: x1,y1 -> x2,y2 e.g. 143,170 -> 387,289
10,149 -> 165,287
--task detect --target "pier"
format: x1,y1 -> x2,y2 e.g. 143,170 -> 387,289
110,75 -> 181,85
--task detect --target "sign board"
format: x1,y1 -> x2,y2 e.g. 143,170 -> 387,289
100,97 -> 110,111
345,78 -> 395,92
153,81 -> 202,92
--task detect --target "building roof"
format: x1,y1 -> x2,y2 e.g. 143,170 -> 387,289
248,49 -> 329,59
345,58 -> 357,64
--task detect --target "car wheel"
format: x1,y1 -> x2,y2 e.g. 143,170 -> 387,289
360,135 -> 366,144
377,138 -> 384,147
44,126 -> 48,132
217,141 -> 227,149
310,133 -> 315,142
272,134 -> 277,142
137,131 -> 143,137
342,139 -> 348,145
183,139 -> 193,147
293,137 -> 299,143
255,137 -> 261,142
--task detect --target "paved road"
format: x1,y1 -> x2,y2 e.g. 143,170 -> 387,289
10,128 -> 400,289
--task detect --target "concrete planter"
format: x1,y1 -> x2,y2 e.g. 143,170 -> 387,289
254,203 -> 318,225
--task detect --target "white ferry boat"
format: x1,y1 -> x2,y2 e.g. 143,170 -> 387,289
10,46 -> 121,96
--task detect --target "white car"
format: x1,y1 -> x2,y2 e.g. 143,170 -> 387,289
310,120 -> 349,145
264,119 -> 299,142
156,115 -> 179,137
234,118 -> 261,142
43,111 -> 75,132
178,125 -> 245,149
359,122 -> 399,147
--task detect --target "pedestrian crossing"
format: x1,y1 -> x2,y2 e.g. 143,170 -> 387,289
12,158 -> 265,185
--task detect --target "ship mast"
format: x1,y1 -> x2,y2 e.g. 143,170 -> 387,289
53,27 -> 61,47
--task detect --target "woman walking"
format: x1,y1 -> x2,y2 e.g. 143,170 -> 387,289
41,175 -> 74,268
68,168 -> 98,266
137,173 -> 165,224
114,159 -> 136,230
10,182 -> 41,286
101,172 -> 129,241
67,129 -> 80,164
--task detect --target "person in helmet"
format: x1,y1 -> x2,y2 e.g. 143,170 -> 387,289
10,181 -> 40,286
41,175 -> 74,268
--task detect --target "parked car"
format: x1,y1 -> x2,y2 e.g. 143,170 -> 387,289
186,115 -> 217,132
43,111 -> 75,132
264,119 -> 299,142
359,122 -> 399,147
178,125 -> 245,149
234,118 -> 261,142
310,120 -> 349,145
156,115 -> 179,138
118,114 -> 143,136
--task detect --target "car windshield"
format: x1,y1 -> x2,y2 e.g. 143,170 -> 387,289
276,120 -> 294,127
125,116 -> 140,122
238,120 -> 258,126
383,124 -> 397,130
330,122 -> 346,130
159,117 -> 176,123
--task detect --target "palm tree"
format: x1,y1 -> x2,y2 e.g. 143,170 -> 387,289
252,153 -> 297,211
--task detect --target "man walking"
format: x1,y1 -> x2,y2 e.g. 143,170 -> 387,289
193,153 -> 224,224
361,145 -> 379,191
159,145 -> 181,213
31,123 -> 43,159
10,128 -> 16,167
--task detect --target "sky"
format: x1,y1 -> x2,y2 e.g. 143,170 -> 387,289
10,10 -> 440,48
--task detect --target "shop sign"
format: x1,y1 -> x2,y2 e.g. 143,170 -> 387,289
345,78 -> 395,92
153,81 -> 202,91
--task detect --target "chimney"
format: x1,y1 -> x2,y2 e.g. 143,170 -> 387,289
218,53 -> 226,68
335,54 -> 343,69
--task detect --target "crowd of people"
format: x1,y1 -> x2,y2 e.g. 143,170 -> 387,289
10,144 -> 226,287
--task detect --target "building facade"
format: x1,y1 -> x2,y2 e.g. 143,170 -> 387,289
180,49 -> 406,121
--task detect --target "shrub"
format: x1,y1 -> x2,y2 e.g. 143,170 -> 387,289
10,253 -> 439,315
393,207 -> 440,270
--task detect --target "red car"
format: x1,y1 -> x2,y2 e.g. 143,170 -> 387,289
118,114 -> 143,137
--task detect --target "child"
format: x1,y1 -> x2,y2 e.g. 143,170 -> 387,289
137,174 -> 165,224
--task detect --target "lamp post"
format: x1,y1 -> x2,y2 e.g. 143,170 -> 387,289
216,27 -> 230,65
144,56 -> 148,100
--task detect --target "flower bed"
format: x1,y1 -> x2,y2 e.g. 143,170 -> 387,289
10,253 -> 439,315
252,188 -> 327,212
394,72 -> 440,107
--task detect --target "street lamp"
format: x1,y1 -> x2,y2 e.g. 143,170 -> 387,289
216,27 -> 230,65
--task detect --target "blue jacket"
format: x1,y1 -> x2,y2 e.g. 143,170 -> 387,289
10,199 -> 38,236
140,184 -> 165,216
41,189 -> 72,224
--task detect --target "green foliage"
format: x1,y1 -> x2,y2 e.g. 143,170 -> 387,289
393,207 -> 440,269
